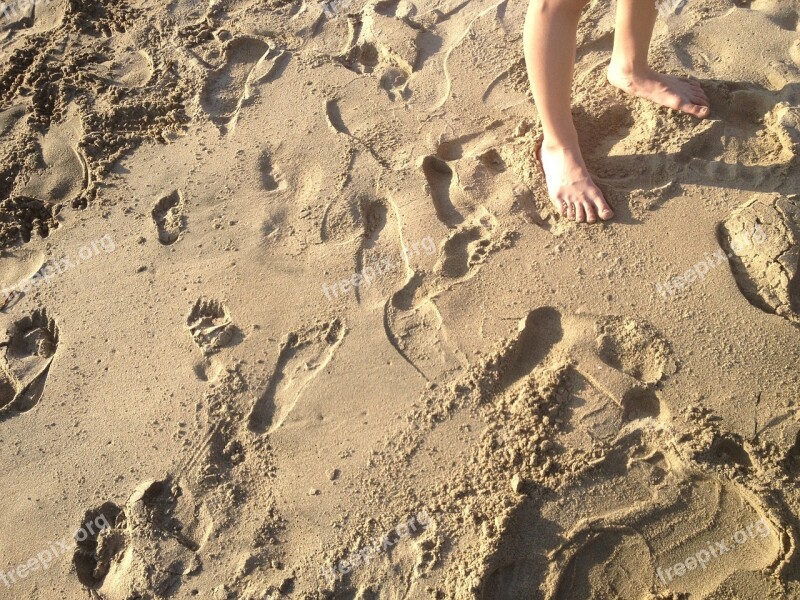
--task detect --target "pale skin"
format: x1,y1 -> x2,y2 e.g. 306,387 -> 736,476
524,0 -> 710,223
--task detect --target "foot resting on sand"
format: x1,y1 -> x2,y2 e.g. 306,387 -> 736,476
607,64 -> 710,119
537,143 -> 615,224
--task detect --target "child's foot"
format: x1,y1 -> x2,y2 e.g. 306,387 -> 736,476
607,65 -> 710,118
537,143 -> 614,223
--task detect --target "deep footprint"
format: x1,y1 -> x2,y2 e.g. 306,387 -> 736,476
0,308 -> 59,416
421,155 -> 462,227
152,190 -> 186,246
186,298 -> 235,356
74,478 -> 209,598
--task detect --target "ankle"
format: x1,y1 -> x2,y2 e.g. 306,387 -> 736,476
540,138 -> 580,155
608,57 -> 650,80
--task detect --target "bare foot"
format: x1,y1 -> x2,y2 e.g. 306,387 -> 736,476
537,143 -> 614,223
607,65 -> 710,118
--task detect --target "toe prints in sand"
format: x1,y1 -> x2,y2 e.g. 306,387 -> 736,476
0,308 -> 58,418
186,298 -> 236,356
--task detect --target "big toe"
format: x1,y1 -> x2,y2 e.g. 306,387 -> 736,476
681,102 -> 710,118
590,192 -> 614,221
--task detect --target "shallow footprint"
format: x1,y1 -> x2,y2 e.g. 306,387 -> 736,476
201,37 -> 270,128
152,190 -> 186,246
248,319 -> 345,434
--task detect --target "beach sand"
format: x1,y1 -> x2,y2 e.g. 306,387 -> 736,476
1,0 -> 800,598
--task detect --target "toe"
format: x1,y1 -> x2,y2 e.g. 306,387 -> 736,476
582,200 -> 598,223
566,200 -> 576,220
574,202 -> 586,223
681,102 -> 710,118
592,192 -> 614,221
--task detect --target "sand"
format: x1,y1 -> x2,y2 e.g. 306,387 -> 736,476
0,0 -> 799,598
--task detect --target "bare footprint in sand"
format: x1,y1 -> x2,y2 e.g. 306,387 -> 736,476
421,154 -> 462,227
186,298 -> 235,356
248,319 -> 345,434
152,191 -> 187,246
201,37 -> 270,129
719,194 -> 800,327
436,222 -> 494,280
74,478 -> 211,599
384,214 -> 497,381
0,308 -> 59,417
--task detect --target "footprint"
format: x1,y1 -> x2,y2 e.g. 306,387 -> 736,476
719,194 -> 800,327
152,191 -> 186,246
186,298 -> 235,356
497,306 -> 564,391
0,308 -> 58,417
379,66 -> 410,101
341,41 -> 381,75
363,5 -> 420,74
353,196 -> 398,305
421,155 -> 461,227
383,215 -> 496,381
437,224 -> 492,279
259,150 -> 284,192
19,109 -> 85,204
336,4 -> 418,80
498,308 -> 674,420
248,319 -> 345,434
201,37 -> 271,128
551,528 -> 653,600
74,478 -> 210,598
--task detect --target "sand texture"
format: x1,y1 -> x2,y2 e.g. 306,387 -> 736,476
1,0 -> 800,598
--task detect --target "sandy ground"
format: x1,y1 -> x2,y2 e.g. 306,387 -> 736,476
1,0 -> 800,598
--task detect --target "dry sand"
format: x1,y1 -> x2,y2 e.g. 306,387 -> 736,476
1,0 -> 800,598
